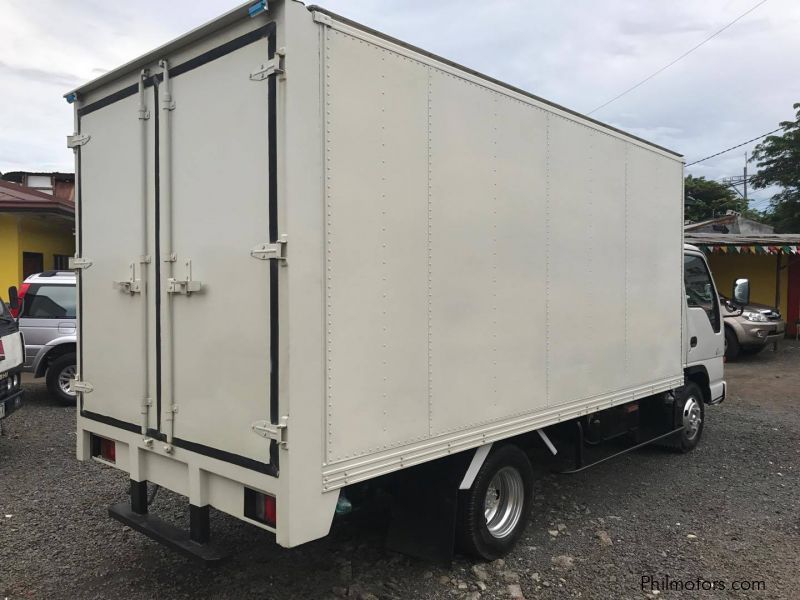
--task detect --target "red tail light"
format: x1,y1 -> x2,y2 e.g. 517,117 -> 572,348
244,488 -> 277,527
90,434 -> 116,463
10,283 -> 30,318
101,439 -> 116,462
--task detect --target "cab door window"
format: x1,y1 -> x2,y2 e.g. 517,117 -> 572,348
684,255 -> 720,332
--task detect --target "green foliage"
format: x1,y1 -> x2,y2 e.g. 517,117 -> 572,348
684,174 -> 746,222
750,103 -> 800,232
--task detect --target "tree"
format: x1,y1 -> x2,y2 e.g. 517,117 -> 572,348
750,103 -> 800,232
684,174 -> 747,222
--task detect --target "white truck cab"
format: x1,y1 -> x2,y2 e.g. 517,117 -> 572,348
683,244 -> 728,406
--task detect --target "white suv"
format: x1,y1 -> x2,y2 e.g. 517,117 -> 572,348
15,271 -> 76,404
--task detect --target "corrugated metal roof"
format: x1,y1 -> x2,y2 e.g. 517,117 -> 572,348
685,232 -> 800,245
0,180 -> 75,217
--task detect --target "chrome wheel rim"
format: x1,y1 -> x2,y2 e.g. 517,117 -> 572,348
58,365 -> 77,397
682,397 -> 702,440
484,466 -> 525,539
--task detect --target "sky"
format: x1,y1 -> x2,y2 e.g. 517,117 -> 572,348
1,0 -> 798,211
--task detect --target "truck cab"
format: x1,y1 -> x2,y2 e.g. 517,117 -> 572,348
683,243 -> 740,406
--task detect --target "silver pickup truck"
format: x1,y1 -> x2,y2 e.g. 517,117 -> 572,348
0,298 -> 24,424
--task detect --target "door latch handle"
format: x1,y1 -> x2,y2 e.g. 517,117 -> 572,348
113,262 -> 143,295
690,336 -> 698,348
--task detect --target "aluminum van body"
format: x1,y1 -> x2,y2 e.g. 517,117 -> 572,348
66,0 -> 724,557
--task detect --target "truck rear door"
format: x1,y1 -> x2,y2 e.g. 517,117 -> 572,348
76,23 -> 281,474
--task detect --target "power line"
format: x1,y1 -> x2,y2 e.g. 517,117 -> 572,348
587,0 -> 769,115
685,127 -> 783,166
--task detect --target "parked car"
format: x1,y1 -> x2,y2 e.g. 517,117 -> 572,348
0,297 -> 24,423
13,271 -> 76,404
721,295 -> 785,360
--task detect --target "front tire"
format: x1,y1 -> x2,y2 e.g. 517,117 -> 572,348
46,353 -> 78,406
675,382 -> 704,453
724,327 -> 740,361
456,444 -> 533,560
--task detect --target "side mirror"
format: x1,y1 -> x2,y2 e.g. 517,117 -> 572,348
7,286 -> 19,312
732,278 -> 750,307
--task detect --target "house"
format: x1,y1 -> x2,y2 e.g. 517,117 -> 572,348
685,211 -> 775,236
0,179 -> 75,297
0,171 -> 75,203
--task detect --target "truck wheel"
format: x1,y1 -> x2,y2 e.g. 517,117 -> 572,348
456,444 -> 533,560
675,383 -> 704,453
46,353 -> 78,406
724,327 -> 740,361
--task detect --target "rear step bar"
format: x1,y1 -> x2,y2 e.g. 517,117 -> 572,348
108,480 -> 227,564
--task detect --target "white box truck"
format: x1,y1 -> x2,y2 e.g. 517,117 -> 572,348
65,0 -> 744,562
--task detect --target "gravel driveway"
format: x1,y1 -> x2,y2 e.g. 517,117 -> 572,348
2,342 -> 798,599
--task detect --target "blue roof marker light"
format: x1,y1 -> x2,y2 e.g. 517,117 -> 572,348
65,93 -> 77,104
248,0 -> 267,18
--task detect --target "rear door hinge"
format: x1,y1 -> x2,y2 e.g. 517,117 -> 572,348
69,256 -> 93,270
250,49 -> 285,81
67,133 -> 91,148
250,235 -> 287,261
251,415 -> 288,447
70,379 -> 94,394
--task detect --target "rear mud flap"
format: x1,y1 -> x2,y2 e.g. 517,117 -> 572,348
385,454 -> 469,565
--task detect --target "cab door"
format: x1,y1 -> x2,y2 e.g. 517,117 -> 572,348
683,252 -> 724,365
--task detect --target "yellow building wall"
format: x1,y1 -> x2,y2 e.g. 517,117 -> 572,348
0,214 -> 22,299
0,214 -> 75,298
18,215 -> 75,275
707,253 -> 788,317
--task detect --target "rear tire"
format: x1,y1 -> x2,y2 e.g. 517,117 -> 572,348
674,383 -> 704,453
724,327 -> 740,361
456,445 -> 533,560
46,353 -> 77,406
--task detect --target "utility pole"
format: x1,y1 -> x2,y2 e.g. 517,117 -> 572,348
743,152 -> 748,204
721,152 -> 750,206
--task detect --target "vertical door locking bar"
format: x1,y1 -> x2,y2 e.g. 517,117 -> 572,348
159,58 -> 177,450
138,68 -> 152,434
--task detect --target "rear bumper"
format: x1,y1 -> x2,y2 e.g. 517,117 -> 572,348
78,415 -> 279,531
78,412 -> 340,550
0,388 -> 24,420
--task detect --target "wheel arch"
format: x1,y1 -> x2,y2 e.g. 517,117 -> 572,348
723,319 -> 743,340
683,365 -> 711,404
33,340 -> 77,378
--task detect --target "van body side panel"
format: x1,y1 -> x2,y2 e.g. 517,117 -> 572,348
320,14 -> 685,486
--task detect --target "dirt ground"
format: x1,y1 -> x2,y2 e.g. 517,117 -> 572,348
1,341 -> 798,599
